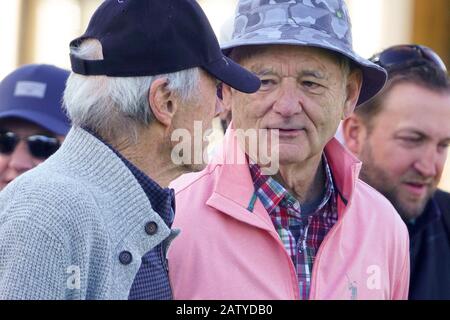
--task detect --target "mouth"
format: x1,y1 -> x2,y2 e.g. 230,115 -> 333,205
403,182 -> 429,198
267,127 -> 305,138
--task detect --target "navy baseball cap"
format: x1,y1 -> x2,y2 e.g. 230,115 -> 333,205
0,64 -> 71,136
70,0 -> 261,94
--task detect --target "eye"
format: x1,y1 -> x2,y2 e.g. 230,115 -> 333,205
259,78 -> 277,91
438,142 -> 450,151
302,81 -> 320,89
260,78 -> 276,86
401,137 -> 421,143
397,136 -> 423,147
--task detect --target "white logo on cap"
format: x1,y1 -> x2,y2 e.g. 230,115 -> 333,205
14,81 -> 47,99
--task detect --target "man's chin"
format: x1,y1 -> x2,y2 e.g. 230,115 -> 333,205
396,197 -> 429,222
278,150 -> 307,166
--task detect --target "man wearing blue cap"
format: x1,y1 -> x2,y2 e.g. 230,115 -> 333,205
0,0 -> 260,300
0,64 -> 71,190
168,0 -> 410,299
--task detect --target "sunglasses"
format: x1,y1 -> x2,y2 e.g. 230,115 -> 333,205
0,130 -> 60,159
370,44 -> 447,73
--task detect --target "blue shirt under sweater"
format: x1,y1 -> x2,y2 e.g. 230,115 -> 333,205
88,130 -> 175,300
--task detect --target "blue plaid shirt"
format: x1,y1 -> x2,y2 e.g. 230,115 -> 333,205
87,129 -> 174,300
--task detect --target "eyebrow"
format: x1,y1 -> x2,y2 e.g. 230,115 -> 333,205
396,129 -> 450,143
301,70 -> 326,79
250,67 -> 326,80
396,129 -> 427,138
248,66 -> 276,77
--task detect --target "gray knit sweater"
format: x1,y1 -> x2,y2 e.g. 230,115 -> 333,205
0,127 -> 176,299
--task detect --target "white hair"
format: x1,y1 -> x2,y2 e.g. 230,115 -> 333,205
63,39 -> 200,142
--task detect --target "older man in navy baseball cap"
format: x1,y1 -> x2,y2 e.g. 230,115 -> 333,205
0,64 -> 70,190
0,0 -> 260,300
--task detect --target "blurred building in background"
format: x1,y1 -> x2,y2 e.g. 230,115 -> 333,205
0,0 -> 449,188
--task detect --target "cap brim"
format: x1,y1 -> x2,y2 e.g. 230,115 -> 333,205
202,56 -> 261,94
0,109 -> 71,136
221,31 -> 387,106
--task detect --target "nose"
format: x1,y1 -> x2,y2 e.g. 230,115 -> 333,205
413,146 -> 440,178
272,79 -> 302,118
7,140 -> 35,175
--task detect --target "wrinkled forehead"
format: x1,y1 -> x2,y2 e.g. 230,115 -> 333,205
235,44 -> 343,74
235,44 -> 341,62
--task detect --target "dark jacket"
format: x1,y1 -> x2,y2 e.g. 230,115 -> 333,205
407,189 -> 450,300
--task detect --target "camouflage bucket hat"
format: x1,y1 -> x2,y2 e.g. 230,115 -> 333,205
221,0 -> 387,106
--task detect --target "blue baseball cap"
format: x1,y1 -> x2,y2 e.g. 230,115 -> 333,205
70,0 -> 261,94
0,64 -> 71,136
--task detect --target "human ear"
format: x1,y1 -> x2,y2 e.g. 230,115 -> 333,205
342,114 -> 367,156
221,84 -> 234,112
343,69 -> 363,119
148,78 -> 178,127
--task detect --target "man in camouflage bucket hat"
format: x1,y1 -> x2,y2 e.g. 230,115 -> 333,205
224,0 -> 386,105
168,0 -> 410,299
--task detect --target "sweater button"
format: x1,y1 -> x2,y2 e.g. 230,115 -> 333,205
119,251 -> 133,265
145,221 -> 158,235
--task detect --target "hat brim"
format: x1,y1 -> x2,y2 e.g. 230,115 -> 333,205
202,55 -> 261,94
221,28 -> 387,106
0,109 -> 71,136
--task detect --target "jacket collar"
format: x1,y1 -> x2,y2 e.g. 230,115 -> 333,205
51,127 -> 172,255
207,128 -> 362,226
323,138 -> 362,205
83,127 -> 175,227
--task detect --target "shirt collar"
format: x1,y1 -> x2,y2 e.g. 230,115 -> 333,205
248,154 -> 335,216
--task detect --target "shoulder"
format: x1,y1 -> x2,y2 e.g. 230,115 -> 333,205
354,179 -> 397,212
433,189 -> 450,227
169,165 -> 223,227
354,179 -> 394,209
1,163 -> 98,209
353,179 -> 408,235
433,189 -> 450,203
0,165 -> 102,243
170,164 -> 220,195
